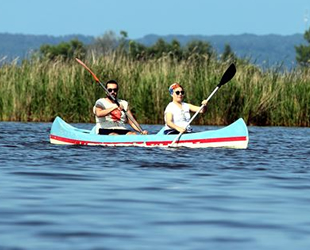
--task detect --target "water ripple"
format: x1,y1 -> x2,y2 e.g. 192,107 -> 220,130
1,122 -> 310,250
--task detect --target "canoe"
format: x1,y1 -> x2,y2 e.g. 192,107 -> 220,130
49,116 -> 249,149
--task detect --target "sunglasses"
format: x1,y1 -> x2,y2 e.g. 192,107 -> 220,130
175,90 -> 185,95
107,88 -> 118,93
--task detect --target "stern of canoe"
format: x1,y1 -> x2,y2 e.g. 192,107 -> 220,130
168,118 -> 249,149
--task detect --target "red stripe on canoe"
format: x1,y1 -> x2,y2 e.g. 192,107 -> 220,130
50,134 -> 247,146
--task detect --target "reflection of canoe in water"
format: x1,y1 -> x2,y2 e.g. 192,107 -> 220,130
50,116 -> 249,149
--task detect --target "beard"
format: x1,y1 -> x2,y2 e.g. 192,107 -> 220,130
107,93 -> 117,101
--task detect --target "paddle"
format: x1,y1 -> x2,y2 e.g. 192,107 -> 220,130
75,58 -> 144,133
169,63 -> 237,147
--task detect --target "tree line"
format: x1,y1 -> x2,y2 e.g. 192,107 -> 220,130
36,29 -> 310,67
36,30 -> 237,63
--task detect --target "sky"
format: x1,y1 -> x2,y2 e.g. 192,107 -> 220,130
1,0 -> 310,39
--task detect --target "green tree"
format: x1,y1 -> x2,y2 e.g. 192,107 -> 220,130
39,39 -> 86,61
170,39 -> 183,60
88,30 -> 118,56
295,28 -> 310,66
118,30 -> 128,53
128,40 -> 147,60
147,38 -> 170,59
185,40 -> 213,58
221,43 -> 236,62
128,39 -> 182,61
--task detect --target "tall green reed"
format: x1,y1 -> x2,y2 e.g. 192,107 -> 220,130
1,55 -> 310,126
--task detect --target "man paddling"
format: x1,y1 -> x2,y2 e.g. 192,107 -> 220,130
93,80 -> 148,135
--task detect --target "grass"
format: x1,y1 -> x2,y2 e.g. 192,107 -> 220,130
1,55 -> 310,126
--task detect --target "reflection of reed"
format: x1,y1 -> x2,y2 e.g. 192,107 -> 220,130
1,54 -> 310,126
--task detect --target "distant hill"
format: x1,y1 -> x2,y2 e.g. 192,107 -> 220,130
0,32 -> 307,68
136,33 -> 306,69
0,33 -> 94,61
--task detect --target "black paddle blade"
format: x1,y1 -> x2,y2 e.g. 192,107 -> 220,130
217,63 -> 236,88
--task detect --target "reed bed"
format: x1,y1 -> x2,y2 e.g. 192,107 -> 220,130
1,55 -> 310,126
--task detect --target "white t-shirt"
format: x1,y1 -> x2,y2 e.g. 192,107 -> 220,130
93,98 -> 129,133
164,102 -> 192,131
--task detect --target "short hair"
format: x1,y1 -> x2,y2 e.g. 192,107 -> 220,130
106,79 -> 118,87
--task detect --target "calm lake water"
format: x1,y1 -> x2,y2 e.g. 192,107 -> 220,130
1,121 -> 310,250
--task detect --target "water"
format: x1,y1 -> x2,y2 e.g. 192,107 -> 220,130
1,121 -> 310,250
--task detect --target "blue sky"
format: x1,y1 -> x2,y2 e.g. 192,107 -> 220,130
1,0 -> 309,39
